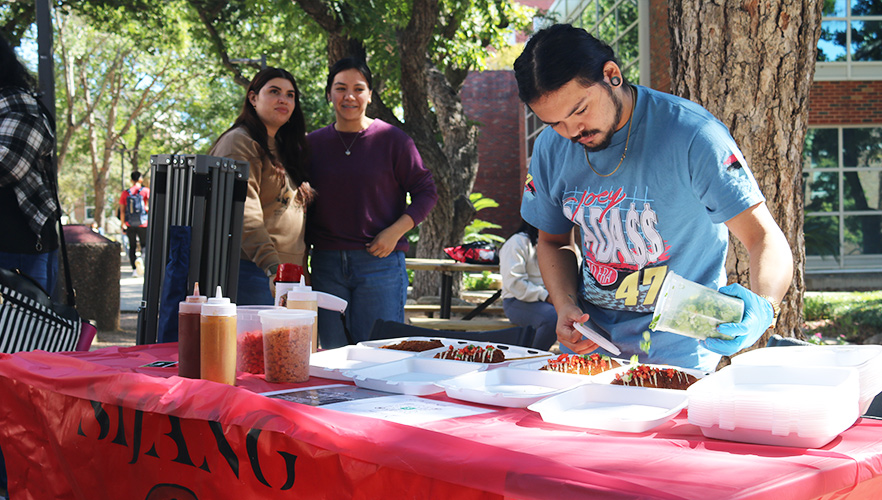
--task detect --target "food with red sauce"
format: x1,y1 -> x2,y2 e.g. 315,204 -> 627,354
611,364 -> 698,390
540,353 -> 621,376
434,344 -> 505,363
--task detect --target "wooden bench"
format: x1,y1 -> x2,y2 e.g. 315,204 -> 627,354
408,317 -> 513,331
405,304 -> 505,317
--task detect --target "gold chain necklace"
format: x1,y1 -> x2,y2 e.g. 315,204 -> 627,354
584,85 -> 636,178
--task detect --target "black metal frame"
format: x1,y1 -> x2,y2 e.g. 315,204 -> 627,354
136,154 -> 249,345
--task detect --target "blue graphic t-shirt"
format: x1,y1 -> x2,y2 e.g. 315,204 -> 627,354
521,85 -> 764,371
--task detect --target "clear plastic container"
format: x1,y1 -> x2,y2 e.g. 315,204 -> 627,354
686,364 -> 860,448
731,345 -> 882,414
650,272 -> 743,340
236,306 -> 281,374
259,309 -> 316,383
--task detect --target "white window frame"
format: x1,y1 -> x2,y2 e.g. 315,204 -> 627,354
815,2 -> 882,81
804,125 -> 882,272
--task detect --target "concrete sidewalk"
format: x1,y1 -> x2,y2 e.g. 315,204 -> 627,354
90,261 -> 141,350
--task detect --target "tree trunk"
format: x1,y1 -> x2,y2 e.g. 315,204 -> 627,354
668,0 -> 823,353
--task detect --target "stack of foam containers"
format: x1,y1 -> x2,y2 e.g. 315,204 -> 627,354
731,345 -> 882,415
686,364 -> 860,448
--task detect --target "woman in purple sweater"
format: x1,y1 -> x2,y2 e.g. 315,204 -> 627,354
306,57 -> 438,348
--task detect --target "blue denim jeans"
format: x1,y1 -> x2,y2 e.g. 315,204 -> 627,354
311,249 -> 408,348
236,259 -> 274,306
0,249 -> 59,295
502,297 -> 563,351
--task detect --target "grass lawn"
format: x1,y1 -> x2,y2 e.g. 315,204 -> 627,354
803,291 -> 882,344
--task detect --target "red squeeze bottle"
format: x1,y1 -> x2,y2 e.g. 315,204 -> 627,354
178,283 -> 207,378
274,263 -> 304,307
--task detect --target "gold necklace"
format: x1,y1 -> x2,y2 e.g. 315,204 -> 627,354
584,85 -> 636,178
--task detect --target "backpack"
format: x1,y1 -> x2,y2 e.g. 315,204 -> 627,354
125,187 -> 148,226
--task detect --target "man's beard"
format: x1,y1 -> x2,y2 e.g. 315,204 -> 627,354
571,85 -> 624,153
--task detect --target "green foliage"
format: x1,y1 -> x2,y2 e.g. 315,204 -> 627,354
804,291 -> 882,343
463,270 -> 498,290
463,192 -> 504,244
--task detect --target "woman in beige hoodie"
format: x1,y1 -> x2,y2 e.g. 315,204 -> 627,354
209,67 -> 313,304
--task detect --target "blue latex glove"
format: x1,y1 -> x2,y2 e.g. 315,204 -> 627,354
703,283 -> 774,356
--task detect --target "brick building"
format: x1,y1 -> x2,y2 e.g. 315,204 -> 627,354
461,0 -> 882,286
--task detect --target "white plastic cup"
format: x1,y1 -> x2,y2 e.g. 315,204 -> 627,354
651,272 -> 743,340
287,289 -> 319,353
258,309 -> 316,383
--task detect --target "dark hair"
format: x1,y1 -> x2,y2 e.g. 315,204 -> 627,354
511,219 -> 539,246
219,67 -> 310,186
131,171 -> 142,182
324,57 -> 373,100
514,24 -> 622,105
0,36 -> 37,91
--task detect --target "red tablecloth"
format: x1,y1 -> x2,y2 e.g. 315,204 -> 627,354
1,343 -> 882,499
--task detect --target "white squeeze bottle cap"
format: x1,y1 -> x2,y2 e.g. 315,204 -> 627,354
201,286 -> 236,316
179,282 -> 207,315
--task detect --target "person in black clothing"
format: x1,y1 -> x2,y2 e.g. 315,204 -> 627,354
118,170 -> 149,277
0,33 -> 59,500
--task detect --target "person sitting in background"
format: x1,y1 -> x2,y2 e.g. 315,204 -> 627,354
499,220 -> 567,351
209,67 -> 313,305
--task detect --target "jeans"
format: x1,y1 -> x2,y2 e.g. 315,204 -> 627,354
236,259 -> 274,306
0,249 -> 59,295
125,225 -> 148,269
311,249 -> 408,349
502,297 -> 562,351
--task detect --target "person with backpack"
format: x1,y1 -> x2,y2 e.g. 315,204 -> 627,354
118,171 -> 149,278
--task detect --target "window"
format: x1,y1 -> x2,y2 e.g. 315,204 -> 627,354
803,126 -> 882,270
526,0 -> 643,159
816,0 -> 882,80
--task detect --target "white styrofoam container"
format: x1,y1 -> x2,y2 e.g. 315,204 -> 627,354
418,341 -> 553,365
731,345 -> 882,414
309,345 -> 417,381
359,337 -> 552,364
344,357 -> 485,395
686,364 -> 860,448
527,384 -> 688,433
436,367 -> 589,408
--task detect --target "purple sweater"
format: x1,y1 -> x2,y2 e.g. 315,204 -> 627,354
306,119 -> 438,251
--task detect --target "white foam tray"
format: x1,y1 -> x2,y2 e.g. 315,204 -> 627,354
527,384 -> 688,433
436,367 -> 589,408
344,357 -> 486,395
731,345 -> 882,414
687,364 -> 860,448
359,336 -> 553,365
418,340 -> 553,365
309,345 -> 417,381
508,355 -> 629,378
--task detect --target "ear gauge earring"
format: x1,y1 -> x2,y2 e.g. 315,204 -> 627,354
610,76 -> 621,86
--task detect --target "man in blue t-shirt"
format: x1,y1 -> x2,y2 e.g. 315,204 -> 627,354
513,24 -> 793,371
